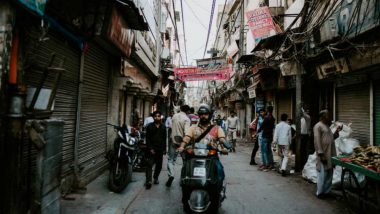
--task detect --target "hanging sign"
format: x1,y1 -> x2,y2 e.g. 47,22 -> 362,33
246,6 -> 276,42
174,65 -> 232,81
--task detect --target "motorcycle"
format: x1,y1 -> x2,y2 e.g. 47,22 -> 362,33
106,123 -> 138,193
175,136 -> 230,213
132,130 -> 148,172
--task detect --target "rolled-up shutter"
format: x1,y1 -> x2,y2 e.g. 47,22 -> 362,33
24,30 -> 80,177
336,84 -> 369,145
77,44 -> 109,185
374,82 -> 380,146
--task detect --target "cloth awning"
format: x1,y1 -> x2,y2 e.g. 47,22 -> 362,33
251,33 -> 286,52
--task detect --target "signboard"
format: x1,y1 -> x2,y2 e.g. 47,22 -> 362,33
246,6 -> 277,42
174,65 -> 233,81
107,7 -> 135,57
18,0 -> 48,15
196,57 -> 226,68
247,86 -> 256,98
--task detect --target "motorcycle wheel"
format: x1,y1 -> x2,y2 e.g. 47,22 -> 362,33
108,161 -> 132,193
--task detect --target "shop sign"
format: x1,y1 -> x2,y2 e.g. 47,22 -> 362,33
316,58 -> 350,79
18,0 -> 48,15
174,65 -> 232,81
246,6 -> 277,42
247,85 -> 256,98
107,7 -> 135,57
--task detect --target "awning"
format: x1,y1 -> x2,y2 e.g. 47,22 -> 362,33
236,54 -> 260,64
115,0 -> 149,31
251,33 -> 286,52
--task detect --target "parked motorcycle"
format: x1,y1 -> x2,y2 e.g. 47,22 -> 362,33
132,130 -> 148,172
106,123 -> 138,193
175,136 -> 230,213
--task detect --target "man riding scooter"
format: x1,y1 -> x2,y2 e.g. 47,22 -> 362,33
177,104 -> 229,213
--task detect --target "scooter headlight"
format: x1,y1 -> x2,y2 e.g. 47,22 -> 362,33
193,149 -> 208,156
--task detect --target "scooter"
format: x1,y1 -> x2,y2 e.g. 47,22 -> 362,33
106,123 -> 138,193
175,136 -> 230,213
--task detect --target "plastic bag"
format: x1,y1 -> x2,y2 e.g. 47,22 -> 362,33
337,138 -> 360,155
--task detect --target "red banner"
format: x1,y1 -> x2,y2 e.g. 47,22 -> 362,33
174,66 -> 232,81
246,6 -> 276,42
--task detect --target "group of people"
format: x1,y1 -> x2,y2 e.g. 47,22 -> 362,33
249,105 -> 341,198
143,104 -> 230,189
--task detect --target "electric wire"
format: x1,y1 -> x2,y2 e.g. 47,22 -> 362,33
183,0 -> 208,30
165,1 -> 184,66
212,0 -> 228,50
202,0 -> 217,59
180,0 -> 189,65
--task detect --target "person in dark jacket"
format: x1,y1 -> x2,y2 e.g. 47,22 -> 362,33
145,111 -> 166,189
257,106 -> 275,171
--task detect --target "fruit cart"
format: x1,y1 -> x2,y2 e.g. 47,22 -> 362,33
332,156 -> 380,212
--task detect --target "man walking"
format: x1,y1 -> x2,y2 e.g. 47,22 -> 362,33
313,110 -> 341,198
249,109 -> 264,165
226,111 -> 240,152
273,113 -> 292,176
145,111 -> 166,189
166,105 -> 190,187
258,106 -> 275,171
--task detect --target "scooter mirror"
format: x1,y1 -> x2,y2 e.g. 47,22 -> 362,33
174,136 -> 183,143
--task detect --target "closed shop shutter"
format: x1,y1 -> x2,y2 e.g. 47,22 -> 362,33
374,82 -> 380,146
77,44 -> 109,184
24,30 -> 80,177
336,84 -> 369,145
277,91 -> 292,121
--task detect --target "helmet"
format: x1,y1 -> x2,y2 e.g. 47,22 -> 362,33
197,104 -> 211,115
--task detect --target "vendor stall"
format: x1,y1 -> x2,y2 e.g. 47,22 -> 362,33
332,146 -> 380,212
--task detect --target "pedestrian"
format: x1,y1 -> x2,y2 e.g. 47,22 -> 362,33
313,109 -> 341,198
145,111 -> 167,189
249,109 -> 265,165
287,118 -> 296,155
257,106 -> 275,171
188,107 -> 199,125
226,111 -> 240,152
166,105 -> 191,187
273,113 -> 292,176
216,114 -> 223,127
143,113 -> 154,129
221,116 -> 227,134
300,106 -> 311,169
165,111 -> 174,144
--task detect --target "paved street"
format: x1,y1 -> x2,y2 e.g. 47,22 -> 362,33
62,142 -> 350,214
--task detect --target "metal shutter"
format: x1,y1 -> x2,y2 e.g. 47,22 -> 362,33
77,44 -> 109,184
277,91 -> 292,121
374,82 -> 380,146
336,84 -> 369,145
24,30 -> 80,177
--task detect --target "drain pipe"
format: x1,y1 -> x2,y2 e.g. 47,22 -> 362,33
73,53 -> 85,188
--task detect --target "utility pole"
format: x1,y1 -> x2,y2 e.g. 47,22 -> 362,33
295,61 -> 303,172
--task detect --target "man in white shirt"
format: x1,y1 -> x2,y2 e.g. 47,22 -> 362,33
226,111 -> 240,152
273,113 -> 292,176
166,105 -> 190,187
165,111 -> 174,147
143,113 -> 154,128
300,106 -> 311,169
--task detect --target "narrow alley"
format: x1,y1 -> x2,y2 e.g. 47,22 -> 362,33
62,142 -> 349,214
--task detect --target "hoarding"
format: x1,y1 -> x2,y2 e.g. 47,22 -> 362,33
174,65 -> 232,81
246,6 -> 277,42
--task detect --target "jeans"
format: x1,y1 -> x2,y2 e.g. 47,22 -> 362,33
167,142 -> 179,177
260,137 -> 273,166
250,135 -> 260,163
215,159 -> 225,183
